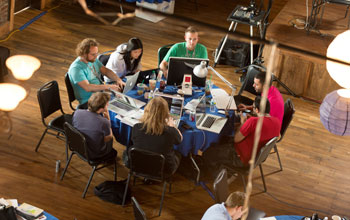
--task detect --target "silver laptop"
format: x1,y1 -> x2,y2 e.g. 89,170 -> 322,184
196,113 -> 227,134
153,92 -> 184,128
123,71 -> 140,94
108,90 -> 146,117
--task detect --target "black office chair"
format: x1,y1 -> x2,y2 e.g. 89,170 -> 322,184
131,197 -> 148,220
35,81 -> 72,160
271,98 -> 295,171
157,44 -> 173,67
122,147 -> 172,216
60,122 -> 117,198
224,137 -> 278,193
213,168 -> 229,203
64,73 -> 78,111
98,50 -> 114,66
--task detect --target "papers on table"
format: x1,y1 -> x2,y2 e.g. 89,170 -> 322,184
116,109 -> 144,127
210,88 -> 237,110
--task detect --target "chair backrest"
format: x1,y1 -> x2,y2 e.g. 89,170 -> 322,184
65,73 -> 77,111
131,197 -> 147,220
98,54 -> 111,66
279,98 -> 295,141
213,168 -> 229,203
63,122 -> 89,161
246,207 -> 266,220
128,147 -> 166,181
254,136 -> 278,167
37,81 -> 64,122
157,44 -> 174,67
238,64 -> 265,96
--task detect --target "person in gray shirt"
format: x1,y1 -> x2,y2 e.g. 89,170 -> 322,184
202,191 -> 246,220
73,92 -> 117,160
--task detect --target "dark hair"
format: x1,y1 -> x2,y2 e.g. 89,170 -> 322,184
88,92 -> 110,113
254,71 -> 272,86
254,96 -> 271,114
76,38 -> 99,56
121,37 -> 143,73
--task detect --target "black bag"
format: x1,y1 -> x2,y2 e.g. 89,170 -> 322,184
215,37 -> 250,68
0,205 -> 17,220
94,180 -> 131,205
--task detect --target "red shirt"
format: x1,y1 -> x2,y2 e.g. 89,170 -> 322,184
235,116 -> 281,165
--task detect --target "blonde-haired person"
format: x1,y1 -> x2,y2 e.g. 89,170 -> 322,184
131,97 -> 183,175
68,38 -> 125,109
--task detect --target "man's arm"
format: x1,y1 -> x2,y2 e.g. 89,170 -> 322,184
159,60 -> 169,78
77,80 -> 120,92
234,130 -> 246,143
102,110 -> 113,143
100,65 -> 125,88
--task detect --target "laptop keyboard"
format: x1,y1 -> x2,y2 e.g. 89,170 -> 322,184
111,101 -> 134,111
202,116 -> 216,128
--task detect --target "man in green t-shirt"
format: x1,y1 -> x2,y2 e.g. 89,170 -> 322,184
68,38 -> 125,109
160,26 -> 208,78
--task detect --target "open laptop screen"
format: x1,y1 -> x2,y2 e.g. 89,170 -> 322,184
153,93 -> 184,120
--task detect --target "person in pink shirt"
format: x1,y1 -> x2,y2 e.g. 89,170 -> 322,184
238,71 -> 284,125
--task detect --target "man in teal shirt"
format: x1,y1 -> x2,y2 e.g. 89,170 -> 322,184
160,26 -> 208,78
68,38 -> 125,109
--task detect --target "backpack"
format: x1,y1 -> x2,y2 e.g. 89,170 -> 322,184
94,180 -> 131,205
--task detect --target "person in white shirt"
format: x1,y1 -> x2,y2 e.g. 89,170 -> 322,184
104,37 -> 143,82
202,191 -> 246,220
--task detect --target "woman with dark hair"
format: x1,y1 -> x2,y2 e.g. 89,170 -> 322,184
104,37 -> 143,82
131,97 -> 183,176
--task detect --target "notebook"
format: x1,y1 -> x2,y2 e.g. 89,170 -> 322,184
153,92 -> 184,128
196,113 -> 227,134
108,90 -> 146,117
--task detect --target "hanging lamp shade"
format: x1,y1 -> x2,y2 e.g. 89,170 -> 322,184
320,89 -> 350,136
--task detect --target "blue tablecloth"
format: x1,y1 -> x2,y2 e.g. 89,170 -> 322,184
110,84 -> 235,157
275,215 -> 304,220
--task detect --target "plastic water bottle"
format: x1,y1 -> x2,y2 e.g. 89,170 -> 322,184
151,71 -> 156,80
210,99 -> 215,112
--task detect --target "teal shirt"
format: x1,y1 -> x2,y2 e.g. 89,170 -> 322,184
68,57 -> 103,104
163,42 -> 208,62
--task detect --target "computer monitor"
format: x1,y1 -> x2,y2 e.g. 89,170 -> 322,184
167,57 -> 209,87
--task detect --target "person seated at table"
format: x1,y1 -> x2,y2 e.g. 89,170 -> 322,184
72,92 -> 117,160
68,38 -> 125,109
201,191 -> 246,220
238,71 -> 284,125
104,37 -> 143,82
159,26 -> 208,78
131,96 -> 183,176
233,96 -> 281,167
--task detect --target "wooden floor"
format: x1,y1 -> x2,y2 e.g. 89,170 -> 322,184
1,0 -> 350,219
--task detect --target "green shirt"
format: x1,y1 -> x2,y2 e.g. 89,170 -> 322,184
68,57 -> 103,105
163,42 -> 208,62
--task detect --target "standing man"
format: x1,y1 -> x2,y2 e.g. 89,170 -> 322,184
202,191 -> 246,220
234,96 -> 281,167
72,92 -> 117,160
68,38 -> 125,109
238,71 -> 284,125
159,26 -> 208,78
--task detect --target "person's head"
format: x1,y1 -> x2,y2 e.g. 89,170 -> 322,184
253,96 -> 271,114
140,97 -> 170,135
184,26 -> 199,51
122,37 -> 143,72
253,71 -> 271,93
225,191 -> 245,220
76,38 -> 99,62
88,92 -> 110,113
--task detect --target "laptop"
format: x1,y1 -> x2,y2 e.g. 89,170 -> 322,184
153,92 -> 184,128
123,71 -> 140,94
196,113 -> 227,134
108,90 -> 146,117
